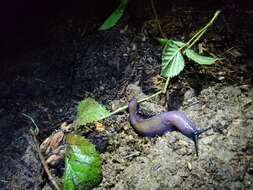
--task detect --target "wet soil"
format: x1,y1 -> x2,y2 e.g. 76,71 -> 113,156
95,84 -> 253,190
0,0 -> 252,189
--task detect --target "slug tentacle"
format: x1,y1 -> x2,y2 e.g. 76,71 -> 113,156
128,97 -> 210,156
196,127 -> 211,136
193,134 -> 199,157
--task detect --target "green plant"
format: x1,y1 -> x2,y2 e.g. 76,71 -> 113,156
99,0 -> 129,31
158,10 -> 222,93
76,11 -> 222,125
63,10 -> 222,189
64,134 -> 102,190
76,98 -> 111,126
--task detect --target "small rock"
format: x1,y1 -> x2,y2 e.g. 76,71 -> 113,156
177,169 -> 188,177
125,83 -> 146,100
187,162 -> 192,171
230,181 -> 243,190
140,101 -> 165,115
184,88 -> 196,100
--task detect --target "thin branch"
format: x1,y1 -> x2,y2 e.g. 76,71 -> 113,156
22,113 -> 39,134
107,90 -> 163,117
150,0 -> 166,39
30,129 -> 61,190
160,11 -> 221,94
137,90 -> 163,103
186,10 -> 221,49
187,29 -> 207,49
163,77 -> 170,94
22,114 -> 61,190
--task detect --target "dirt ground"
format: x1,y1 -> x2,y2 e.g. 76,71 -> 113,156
0,0 -> 252,189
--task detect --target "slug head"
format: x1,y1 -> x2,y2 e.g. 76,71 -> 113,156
193,127 -> 211,156
128,97 -> 139,116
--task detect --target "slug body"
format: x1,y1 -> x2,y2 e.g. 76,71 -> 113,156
128,97 -> 209,156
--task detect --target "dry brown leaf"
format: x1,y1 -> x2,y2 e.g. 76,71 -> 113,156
60,122 -> 67,129
40,131 -> 64,155
60,122 -> 72,132
51,145 -> 65,155
48,131 -> 64,151
40,137 -> 50,153
46,154 -> 64,166
150,74 -> 165,90
95,122 -> 105,132
45,146 -> 65,166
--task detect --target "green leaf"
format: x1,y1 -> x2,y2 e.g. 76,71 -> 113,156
98,0 -> 128,31
157,38 -> 186,47
185,49 -> 221,65
173,41 -> 186,48
157,38 -> 169,46
161,40 -> 185,78
64,134 -> 102,190
77,98 -> 111,126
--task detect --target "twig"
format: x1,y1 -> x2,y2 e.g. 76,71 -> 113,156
186,10 -> 221,49
137,90 -> 163,103
103,90 -> 163,118
30,129 -> 61,190
122,151 -> 140,159
150,0 -> 166,39
22,113 -> 39,135
161,10 -> 221,94
219,47 -> 235,56
22,114 -> 61,190
162,77 -> 170,94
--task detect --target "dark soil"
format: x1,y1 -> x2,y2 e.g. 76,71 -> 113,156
0,0 -> 252,189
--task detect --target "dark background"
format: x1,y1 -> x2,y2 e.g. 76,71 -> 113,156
0,0 -> 252,73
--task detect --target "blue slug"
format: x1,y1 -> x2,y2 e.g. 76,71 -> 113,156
128,97 -> 210,156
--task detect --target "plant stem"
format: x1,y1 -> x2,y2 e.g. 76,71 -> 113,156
103,11 -> 221,121
108,90 -> 163,117
185,10 -> 221,49
109,105 -> 128,116
150,0 -> 166,39
22,114 -> 61,190
138,90 -> 163,103
163,77 -> 170,94
188,29 -> 207,49
30,129 -> 61,190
